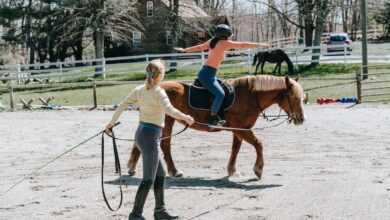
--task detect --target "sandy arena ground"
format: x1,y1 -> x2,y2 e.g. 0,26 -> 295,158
0,105 -> 390,220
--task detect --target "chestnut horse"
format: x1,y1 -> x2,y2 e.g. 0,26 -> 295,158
127,75 -> 305,179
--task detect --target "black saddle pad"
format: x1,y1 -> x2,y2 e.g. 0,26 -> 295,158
188,79 -> 235,111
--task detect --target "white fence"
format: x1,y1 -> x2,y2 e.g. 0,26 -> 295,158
1,44 -> 389,83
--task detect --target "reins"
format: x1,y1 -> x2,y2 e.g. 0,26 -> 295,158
101,130 -> 123,211
104,124 -> 189,142
193,117 -> 289,132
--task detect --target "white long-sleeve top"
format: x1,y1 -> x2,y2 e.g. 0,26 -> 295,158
109,85 -> 187,127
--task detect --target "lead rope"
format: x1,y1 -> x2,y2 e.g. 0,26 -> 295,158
101,131 -> 123,212
105,124 -> 189,142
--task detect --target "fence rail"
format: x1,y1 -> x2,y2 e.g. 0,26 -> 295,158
2,44 -> 390,110
1,44 -> 389,84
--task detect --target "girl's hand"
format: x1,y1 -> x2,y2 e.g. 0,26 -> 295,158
105,123 -> 115,135
184,115 -> 194,126
174,47 -> 185,53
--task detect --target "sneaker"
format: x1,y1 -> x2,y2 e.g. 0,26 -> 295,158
208,115 -> 226,126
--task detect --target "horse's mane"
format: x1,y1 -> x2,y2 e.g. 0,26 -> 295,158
230,75 -> 286,91
230,75 -> 304,97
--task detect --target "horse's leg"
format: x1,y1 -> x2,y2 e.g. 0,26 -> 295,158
255,60 -> 261,75
272,63 -> 278,74
261,61 -> 265,74
160,116 -> 183,177
278,62 -> 282,75
227,133 -> 243,176
237,130 -> 264,179
127,143 -> 141,176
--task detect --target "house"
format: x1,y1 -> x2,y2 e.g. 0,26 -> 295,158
130,0 -> 221,54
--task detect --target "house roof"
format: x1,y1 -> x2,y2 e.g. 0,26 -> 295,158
161,0 -> 209,18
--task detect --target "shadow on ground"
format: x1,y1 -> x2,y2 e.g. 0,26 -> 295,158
105,175 -> 282,191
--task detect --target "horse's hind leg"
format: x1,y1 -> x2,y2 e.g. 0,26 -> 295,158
255,62 -> 261,75
227,133 -> 243,176
261,61 -> 265,74
236,131 -> 264,180
272,64 -> 278,74
127,143 -> 141,176
160,116 -> 183,177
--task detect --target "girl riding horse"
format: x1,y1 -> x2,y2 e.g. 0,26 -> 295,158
174,24 -> 270,126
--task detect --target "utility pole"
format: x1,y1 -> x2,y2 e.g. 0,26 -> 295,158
361,0 -> 368,80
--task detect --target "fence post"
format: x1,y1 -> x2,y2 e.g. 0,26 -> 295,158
295,47 -> 299,70
356,69 -> 362,104
247,49 -> 252,73
9,80 -> 15,111
102,57 -> 106,79
344,44 -> 347,64
92,81 -> 97,109
201,51 -> 205,65
58,61 -> 63,82
145,54 -> 149,62
17,64 -> 21,84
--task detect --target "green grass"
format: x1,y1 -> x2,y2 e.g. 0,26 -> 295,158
1,63 -> 389,108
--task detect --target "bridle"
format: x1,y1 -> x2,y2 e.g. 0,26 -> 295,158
277,88 -> 296,124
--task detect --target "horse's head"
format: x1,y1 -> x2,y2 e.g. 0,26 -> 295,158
277,76 -> 305,125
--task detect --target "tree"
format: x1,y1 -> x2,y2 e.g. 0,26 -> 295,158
58,0 -> 141,60
374,1 -> 390,39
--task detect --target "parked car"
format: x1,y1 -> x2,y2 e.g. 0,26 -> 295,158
327,33 -> 353,53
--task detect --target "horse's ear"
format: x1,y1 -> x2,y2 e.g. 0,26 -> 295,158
285,76 -> 293,89
295,76 -> 300,82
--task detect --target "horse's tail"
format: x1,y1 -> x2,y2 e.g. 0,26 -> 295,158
285,54 -> 294,75
252,53 -> 258,66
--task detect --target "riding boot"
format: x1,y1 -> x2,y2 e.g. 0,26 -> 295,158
129,180 -> 153,220
154,176 -> 179,220
208,114 -> 225,126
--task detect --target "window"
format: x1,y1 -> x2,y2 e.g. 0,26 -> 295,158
132,31 -> 142,47
197,32 -> 206,38
147,1 -> 153,17
166,31 -> 173,45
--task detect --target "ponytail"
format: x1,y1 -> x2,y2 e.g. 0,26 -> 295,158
146,77 -> 155,90
145,59 -> 166,90
210,36 -> 228,49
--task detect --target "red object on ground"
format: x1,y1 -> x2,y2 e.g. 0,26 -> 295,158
317,97 -> 337,105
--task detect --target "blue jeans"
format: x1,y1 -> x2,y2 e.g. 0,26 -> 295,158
198,65 -> 225,114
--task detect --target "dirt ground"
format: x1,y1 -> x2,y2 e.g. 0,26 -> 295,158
0,104 -> 390,220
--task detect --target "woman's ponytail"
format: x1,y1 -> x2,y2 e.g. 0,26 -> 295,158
146,76 -> 155,90
210,37 -> 220,49
145,59 -> 166,90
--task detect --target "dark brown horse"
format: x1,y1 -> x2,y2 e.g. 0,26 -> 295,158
127,75 -> 305,179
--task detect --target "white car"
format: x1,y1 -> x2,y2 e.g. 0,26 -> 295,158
326,33 -> 353,53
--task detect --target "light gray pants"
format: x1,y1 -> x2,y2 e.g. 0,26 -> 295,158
135,122 -> 166,181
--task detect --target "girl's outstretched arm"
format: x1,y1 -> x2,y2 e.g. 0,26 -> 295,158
174,41 -> 210,53
226,40 -> 270,50
108,88 -> 138,125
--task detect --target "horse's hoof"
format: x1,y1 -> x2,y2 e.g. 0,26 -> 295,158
227,168 -> 237,177
253,168 -> 263,180
169,170 -> 184,178
128,170 -> 136,176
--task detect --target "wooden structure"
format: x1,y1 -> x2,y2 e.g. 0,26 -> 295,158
132,0 -> 229,54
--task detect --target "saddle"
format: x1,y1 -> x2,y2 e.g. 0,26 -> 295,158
188,79 -> 235,113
